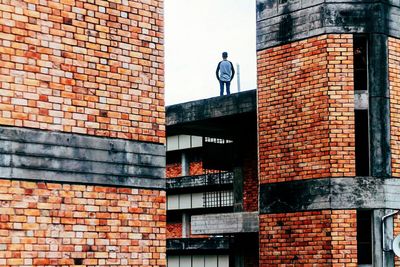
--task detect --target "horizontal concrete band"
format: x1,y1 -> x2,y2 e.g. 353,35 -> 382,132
166,90 -> 256,126
260,177 -> 400,214
191,212 -> 259,235
0,126 -> 165,189
256,0 -> 400,49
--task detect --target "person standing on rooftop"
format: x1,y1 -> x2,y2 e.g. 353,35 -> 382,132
216,52 -> 235,96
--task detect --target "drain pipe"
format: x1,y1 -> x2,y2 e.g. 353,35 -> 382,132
382,210 -> 399,267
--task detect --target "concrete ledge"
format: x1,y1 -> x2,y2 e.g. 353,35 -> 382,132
257,0 -> 400,49
0,126 -> 165,189
260,177 -> 400,214
166,90 -> 256,126
167,237 -> 230,252
191,212 -> 259,235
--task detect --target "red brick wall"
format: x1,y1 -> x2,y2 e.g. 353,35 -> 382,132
166,223 -> 182,239
388,36 -> 400,266
0,0 -> 164,143
257,34 -> 355,184
189,161 -> 203,176
390,37 -> 400,177
166,162 -> 181,178
257,34 -> 357,265
259,210 -> 357,266
0,179 -> 166,266
166,159 -> 204,178
243,146 -> 258,212
331,210 -> 357,266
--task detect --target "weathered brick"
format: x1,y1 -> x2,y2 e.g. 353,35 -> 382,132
0,0 -> 165,144
0,179 -> 166,267
257,34 -> 355,184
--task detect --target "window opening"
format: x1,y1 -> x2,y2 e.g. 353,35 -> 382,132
354,35 -> 368,91
354,35 -> 370,176
357,210 -> 372,265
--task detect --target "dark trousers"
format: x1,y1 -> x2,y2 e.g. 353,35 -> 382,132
219,81 -> 231,96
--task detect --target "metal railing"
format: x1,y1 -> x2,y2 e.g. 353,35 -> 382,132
166,171 -> 234,190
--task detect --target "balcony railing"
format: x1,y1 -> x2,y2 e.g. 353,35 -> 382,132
167,171 -> 234,192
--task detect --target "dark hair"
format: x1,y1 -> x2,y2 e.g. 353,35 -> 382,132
222,52 -> 228,58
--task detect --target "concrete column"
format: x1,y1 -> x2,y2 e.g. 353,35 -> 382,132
181,151 -> 189,176
182,213 -> 190,238
368,33 -> 391,178
233,166 -> 244,212
181,152 -> 190,238
234,255 -> 244,267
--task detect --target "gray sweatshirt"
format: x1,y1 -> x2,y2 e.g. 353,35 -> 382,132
216,60 -> 235,82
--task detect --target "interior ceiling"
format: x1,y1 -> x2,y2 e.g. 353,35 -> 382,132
166,112 -> 257,140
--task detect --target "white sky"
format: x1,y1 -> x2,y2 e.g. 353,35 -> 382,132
164,0 -> 257,105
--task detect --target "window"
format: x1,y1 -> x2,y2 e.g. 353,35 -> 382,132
354,35 -> 368,91
354,35 -> 370,176
357,210 -> 372,265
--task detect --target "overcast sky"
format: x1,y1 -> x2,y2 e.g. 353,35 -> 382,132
164,0 -> 257,105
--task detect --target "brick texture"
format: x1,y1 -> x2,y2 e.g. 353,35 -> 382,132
390,37 -> 400,177
243,146 -> 258,212
257,34 -> 355,184
189,161 -> 203,176
259,210 -> 357,266
0,0 -> 164,143
166,162 -> 181,178
0,179 -> 166,267
166,223 -> 182,239
166,159 -> 204,178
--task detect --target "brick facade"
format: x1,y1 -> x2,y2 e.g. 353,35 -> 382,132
388,36 -> 400,266
0,0 -> 166,266
257,34 -> 357,265
259,210 -> 357,266
166,160 -> 203,178
390,37 -> 400,177
258,34 -> 355,184
0,179 -> 166,267
0,0 -> 164,143
166,223 -> 182,239
243,146 -> 258,212
166,162 -> 181,178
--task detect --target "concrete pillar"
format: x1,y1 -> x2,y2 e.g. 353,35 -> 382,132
182,213 -> 190,238
181,151 -> 190,176
369,34 -> 394,266
369,33 -> 391,178
181,152 -> 190,237
233,167 -> 244,212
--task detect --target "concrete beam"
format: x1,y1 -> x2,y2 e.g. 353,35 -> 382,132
260,177 -> 400,214
257,0 -> 400,49
191,212 -> 259,235
166,90 -> 256,126
0,126 -> 165,189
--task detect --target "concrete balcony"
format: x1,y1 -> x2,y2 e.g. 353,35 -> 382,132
191,212 -> 259,235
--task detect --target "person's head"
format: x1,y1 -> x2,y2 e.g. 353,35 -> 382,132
222,52 -> 228,59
